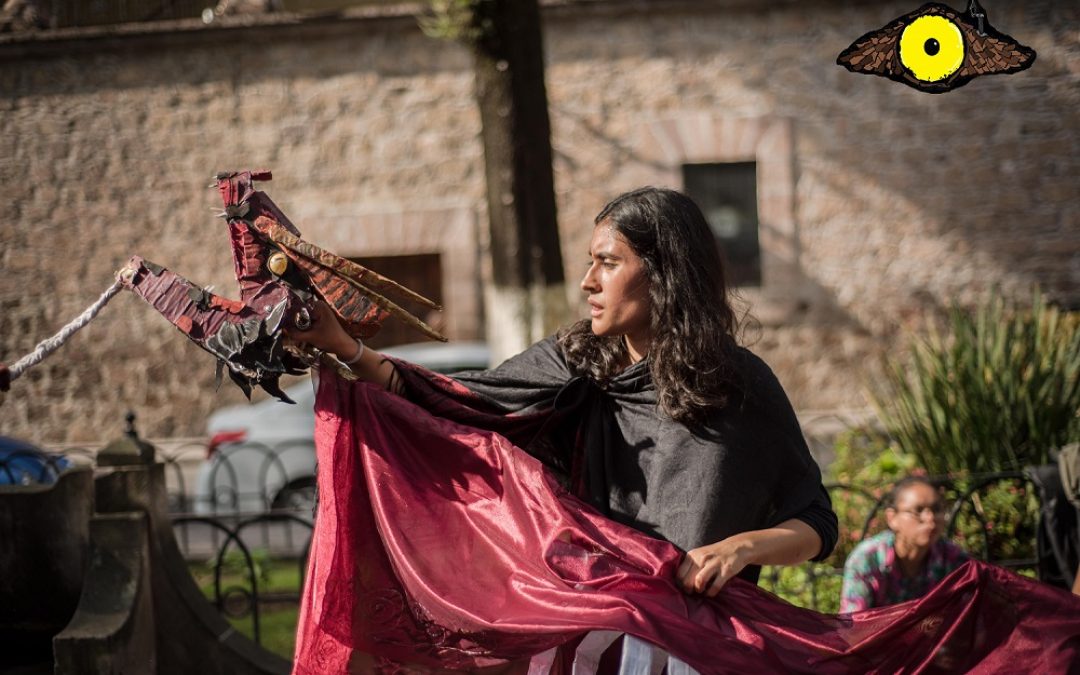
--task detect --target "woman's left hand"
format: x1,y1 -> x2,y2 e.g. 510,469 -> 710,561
675,520 -> 822,597
676,537 -> 751,597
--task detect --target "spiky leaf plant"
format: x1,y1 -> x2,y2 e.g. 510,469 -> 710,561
875,292 -> 1080,475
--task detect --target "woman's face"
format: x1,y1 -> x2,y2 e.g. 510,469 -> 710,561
580,222 -> 652,342
886,482 -> 945,552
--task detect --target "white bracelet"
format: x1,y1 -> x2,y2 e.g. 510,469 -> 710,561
341,338 -> 365,365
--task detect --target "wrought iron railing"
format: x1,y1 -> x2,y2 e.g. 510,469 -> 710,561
8,441 -> 1051,650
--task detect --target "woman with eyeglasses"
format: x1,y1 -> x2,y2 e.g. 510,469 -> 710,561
839,476 -> 969,612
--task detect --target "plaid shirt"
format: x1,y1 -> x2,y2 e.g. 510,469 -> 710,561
840,530 -> 969,613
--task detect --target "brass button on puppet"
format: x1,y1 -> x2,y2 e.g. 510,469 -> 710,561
267,250 -> 289,277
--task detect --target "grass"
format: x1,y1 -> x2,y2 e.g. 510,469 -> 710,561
188,553 -> 304,660
225,605 -> 299,659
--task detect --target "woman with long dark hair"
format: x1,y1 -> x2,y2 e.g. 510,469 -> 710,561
558,186 -> 835,593
289,188 -> 1079,673
295,186 -> 835,594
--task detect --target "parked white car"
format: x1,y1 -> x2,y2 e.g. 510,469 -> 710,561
192,341 -> 490,516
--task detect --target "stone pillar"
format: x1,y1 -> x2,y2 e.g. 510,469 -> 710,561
53,513 -> 157,674
49,413 -> 289,674
53,415 -> 159,674
0,465 -> 93,670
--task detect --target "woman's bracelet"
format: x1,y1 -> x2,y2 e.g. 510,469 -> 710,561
341,338 -> 365,365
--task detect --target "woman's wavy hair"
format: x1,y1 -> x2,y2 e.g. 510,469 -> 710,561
558,186 -> 743,426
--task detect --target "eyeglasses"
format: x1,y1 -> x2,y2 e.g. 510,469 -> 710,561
894,505 -> 947,520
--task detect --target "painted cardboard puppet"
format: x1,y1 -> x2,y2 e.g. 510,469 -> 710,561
0,170 -> 444,402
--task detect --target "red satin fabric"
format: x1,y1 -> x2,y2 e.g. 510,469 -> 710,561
294,373 -> 1080,674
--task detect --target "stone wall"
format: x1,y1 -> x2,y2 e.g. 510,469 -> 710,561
2,0 -> 1077,442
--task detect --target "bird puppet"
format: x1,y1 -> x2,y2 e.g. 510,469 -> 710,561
0,170 -> 445,404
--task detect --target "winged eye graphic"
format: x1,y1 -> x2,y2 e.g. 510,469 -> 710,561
837,1 -> 1036,93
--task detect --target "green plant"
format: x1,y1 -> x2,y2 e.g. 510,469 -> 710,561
828,429 -> 915,486
191,548 -> 272,588
762,563 -> 843,614
418,0 -> 492,43
825,430 -> 914,563
874,292 -> 1080,475
947,477 -> 1039,566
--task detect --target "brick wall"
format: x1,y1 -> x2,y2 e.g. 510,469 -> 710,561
1,0 -> 1077,442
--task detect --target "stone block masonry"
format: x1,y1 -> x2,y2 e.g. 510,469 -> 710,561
1,0 -> 1077,442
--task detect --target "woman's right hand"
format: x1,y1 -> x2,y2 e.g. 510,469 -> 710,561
287,300 -> 356,359
288,300 -> 400,392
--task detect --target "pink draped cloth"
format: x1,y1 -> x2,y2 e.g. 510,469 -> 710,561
294,371 -> 1080,674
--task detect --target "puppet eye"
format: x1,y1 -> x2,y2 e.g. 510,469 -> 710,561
268,251 -> 289,276
899,15 -> 964,82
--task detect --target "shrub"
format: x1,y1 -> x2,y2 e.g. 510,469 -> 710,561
873,292 -> 1080,475
946,476 -> 1039,567
762,563 -> 843,615
825,429 -> 914,564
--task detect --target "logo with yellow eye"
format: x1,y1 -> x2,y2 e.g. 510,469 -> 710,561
837,1 -> 1035,93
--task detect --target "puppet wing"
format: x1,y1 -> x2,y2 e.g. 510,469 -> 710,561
251,216 -> 446,343
117,255 -> 307,401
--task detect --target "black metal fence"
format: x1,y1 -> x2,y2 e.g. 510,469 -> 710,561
4,442 -> 1054,648
192,439 -> 317,516
161,439 -> 315,652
